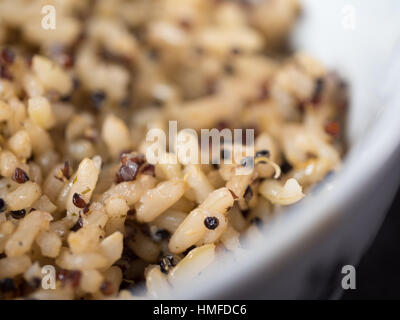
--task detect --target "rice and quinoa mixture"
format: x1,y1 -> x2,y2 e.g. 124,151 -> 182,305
0,0 -> 348,299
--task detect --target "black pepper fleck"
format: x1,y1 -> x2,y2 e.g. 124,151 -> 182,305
204,216 -> 219,230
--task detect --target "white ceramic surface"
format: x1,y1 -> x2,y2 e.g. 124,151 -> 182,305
171,1 -> 400,299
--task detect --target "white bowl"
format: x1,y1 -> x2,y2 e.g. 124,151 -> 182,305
173,0 -> 400,299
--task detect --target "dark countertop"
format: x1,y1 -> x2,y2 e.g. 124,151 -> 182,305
342,186 -> 400,300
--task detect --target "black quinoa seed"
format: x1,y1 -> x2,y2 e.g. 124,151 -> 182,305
72,193 -> 87,209
160,255 -> 175,274
1,48 -> 15,64
204,216 -> 219,230
244,185 -> 253,202
0,198 -> 6,212
10,209 -> 26,219
12,167 -> 30,183
115,162 -> 139,183
255,149 -> 270,158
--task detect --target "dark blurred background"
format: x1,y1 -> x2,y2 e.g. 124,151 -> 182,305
342,187 -> 400,300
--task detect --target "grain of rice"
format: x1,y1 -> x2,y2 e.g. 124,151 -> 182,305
5,210 -> 52,257
135,179 -> 186,223
4,181 -> 41,211
168,244 -> 215,287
